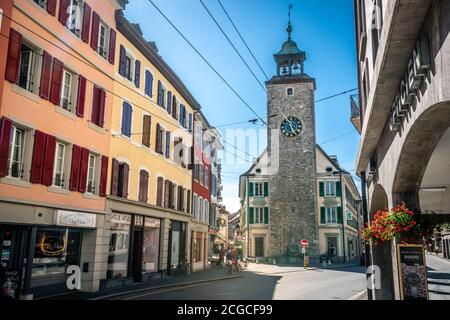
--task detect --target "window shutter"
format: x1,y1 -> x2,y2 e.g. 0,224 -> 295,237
39,51 -> 53,100
142,115 -> 151,147
50,58 -> 63,105
90,12 -> 100,51
78,148 -> 89,193
58,0 -> 69,26
319,181 -> 325,197
336,181 -> 342,197
69,145 -> 82,191
41,134 -> 57,186
157,80 -> 163,106
155,123 -> 161,153
143,171 -> 149,203
177,186 -> 182,211
168,181 -> 174,209
164,180 -> 170,208
99,155 -> 108,197
264,182 -> 269,197
167,91 -> 172,114
337,206 -> 343,224
249,207 -> 254,224
46,0 -> 57,16
122,162 -> 129,198
81,3 -> 91,44
134,60 -> 141,88
165,131 -> 171,158
110,158 -> 120,196
145,70 -> 153,97
248,182 -> 254,197
139,170 -> 149,203
156,177 -> 164,206
121,102 -> 132,137
320,207 -> 326,224
76,75 -> 87,117
30,130 -> 46,184
0,118 -> 13,177
119,45 -> 126,76
108,29 -> 117,64
91,86 -> 100,125
172,96 -> 177,119
186,189 -> 191,214
264,207 -> 269,225
5,29 -> 22,83
188,113 -> 193,132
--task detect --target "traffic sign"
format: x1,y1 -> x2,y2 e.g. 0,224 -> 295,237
300,239 -> 309,247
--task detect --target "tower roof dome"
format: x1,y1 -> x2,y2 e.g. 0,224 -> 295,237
275,39 -> 303,56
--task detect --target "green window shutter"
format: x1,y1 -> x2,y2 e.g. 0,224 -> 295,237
336,181 -> 342,197
264,207 -> 269,224
319,182 -> 324,197
337,206 -> 343,224
264,182 -> 269,197
320,207 -> 326,224
249,207 -> 254,224
249,182 -> 254,197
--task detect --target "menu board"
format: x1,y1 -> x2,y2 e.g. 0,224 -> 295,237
397,244 -> 429,300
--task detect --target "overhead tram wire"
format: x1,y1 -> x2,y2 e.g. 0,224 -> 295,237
216,0 -> 270,80
315,88 -> 358,103
145,0 -> 267,126
198,0 -> 267,92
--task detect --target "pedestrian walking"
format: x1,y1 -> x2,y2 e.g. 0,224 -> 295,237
225,247 -> 233,274
218,246 -> 225,268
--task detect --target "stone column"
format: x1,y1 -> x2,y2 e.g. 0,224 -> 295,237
159,218 -> 170,274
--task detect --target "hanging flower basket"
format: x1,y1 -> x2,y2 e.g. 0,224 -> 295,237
362,202 -> 434,246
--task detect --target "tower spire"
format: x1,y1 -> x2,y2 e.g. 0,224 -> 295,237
287,2 -> 293,40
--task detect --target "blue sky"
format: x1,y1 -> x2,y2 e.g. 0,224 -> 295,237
124,0 -> 360,213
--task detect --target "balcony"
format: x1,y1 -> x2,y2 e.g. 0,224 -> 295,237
350,94 -> 361,134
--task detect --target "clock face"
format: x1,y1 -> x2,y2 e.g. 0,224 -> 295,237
280,117 -> 303,137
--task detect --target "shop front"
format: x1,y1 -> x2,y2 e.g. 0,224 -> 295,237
167,220 -> 186,275
190,228 -> 208,272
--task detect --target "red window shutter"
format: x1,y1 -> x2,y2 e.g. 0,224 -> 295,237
46,0 -> 57,16
99,155 -> 108,197
98,89 -> 106,128
109,29 -> 117,64
110,158 -> 120,196
50,58 -> 63,105
76,75 -> 87,118
69,144 -> 82,191
30,131 -> 46,184
81,3 -> 92,44
91,86 -> 100,125
0,118 -> 13,177
122,163 -> 129,198
156,177 -> 164,206
39,51 -> 53,100
58,0 -> 69,26
41,135 -> 57,186
78,148 -> 89,193
5,29 -> 22,83
91,12 -> 100,51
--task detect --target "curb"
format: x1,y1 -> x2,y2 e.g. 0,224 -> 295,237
347,290 -> 367,300
90,275 -> 242,300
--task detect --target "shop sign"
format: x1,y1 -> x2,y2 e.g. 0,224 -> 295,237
145,217 -> 161,228
35,230 -> 66,258
56,210 -> 97,228
111,213 -> 132,225
346,212 -> 353,221
390,39 -> 431,130
397,244 -> 429,300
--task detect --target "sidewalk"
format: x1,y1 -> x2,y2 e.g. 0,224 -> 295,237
42,267 -> 242,300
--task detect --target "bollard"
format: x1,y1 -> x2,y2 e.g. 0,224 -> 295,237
304,256 -> 309,269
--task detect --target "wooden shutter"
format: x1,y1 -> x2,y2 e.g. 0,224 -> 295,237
168,181 -> 174,209
172,95 -> 177,119
81,3 -> 92,44
46,0 -> 57,16
91,86 -> 100,125
157,80 -> 162,106
337,206 -> 343,224
155,123 -> 162,154
69,144 -> 82,191
98,88 -> 106,128
58,0 -> 69,25
165,131 -> 171,158
99,155 -> 109,197
186,189 -> 191,214
145,70 -> 153,96
249,207 -> 254,224
41,135 -> 57,186
177,186 -> 182,211
134,60 -> 141,88
121,102 -> 132,136
164,180 -> 170,208
49,58 -> 63,105
320,207 -> 326,224
119,45 -> 126,76
78,148 -> 89,193
336,181 -> 342,197
108,29 -> 117,64
319,182 -> 325,197
76,75 -> 87,118
167,91 -> 172,114
156,177 -> 164,206
90,12 -> 100,51
30,131 -> 46,184
139,170 -> 149,203
122,163 -> 129,198
5,29 -> 22,83
264,207 -> 269,224
248,182 -> 254,197
0,118 -> 13,177
110,158 -> 120,196
39,51 -> 53,100
264,182 -> 269,197
142,115 -> 151,147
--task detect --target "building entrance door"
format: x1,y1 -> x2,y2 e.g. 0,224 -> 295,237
255,237 -> 264,257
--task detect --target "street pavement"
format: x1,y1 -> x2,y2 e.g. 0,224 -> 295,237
106,264 -> 366,300
426,254 -> 450,300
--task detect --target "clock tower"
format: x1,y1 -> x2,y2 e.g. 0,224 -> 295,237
266,18 -> 319,260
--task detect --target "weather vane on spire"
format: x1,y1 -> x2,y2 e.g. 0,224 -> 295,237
287,1 -> 293,41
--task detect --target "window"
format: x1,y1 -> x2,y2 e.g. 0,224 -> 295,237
195,122 -> 201,146
325,181 -> 336,197
17,42 -> 38,93
287,88 -> 294,96
192,194 -> 197,219
33,0 -> 46,8
161,86 -> 166,108
199,164 -> 204,186
60,69 -> 74,111
255,207 -> 264,224
97,21 -> 108,59
171,183 -> 177,209
67,0 -> 84,37
155,124 -> 165,155
53,142 -> 66,187
205,166 -> 209,188
86,153 -> 96,194
91,86 -> 106,128
254,182 -> 263,197
326,207 -> 338,224
196,197 -> 201,221
203,200 -> 208,223
8,126 -> 25,179
125,56 -> 132,81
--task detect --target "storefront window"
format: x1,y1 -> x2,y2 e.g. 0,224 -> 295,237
194,237 -> 201,263
107,213 -> 131,279
142,218 -> 161,273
